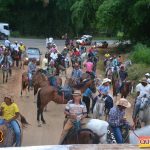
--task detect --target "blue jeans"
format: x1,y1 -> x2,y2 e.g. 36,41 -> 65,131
0,119 -> 21,146
28,72 -> 33,87
111,126 -> 123,143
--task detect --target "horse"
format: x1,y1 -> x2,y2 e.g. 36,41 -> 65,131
93,95 -> 105,120
120,81 -> 133,98
133,96 -> 150,129
0,114 -> 29,147
37,86 -> 67,126
123,60 -> 132,70
112,67 -> 120,97
11,50 -> 20,67
62,128 -> 99,144
0,53 -> 12,83
20,72 -> 30,96
93,95 -> 113,121
65,78 -> 96,93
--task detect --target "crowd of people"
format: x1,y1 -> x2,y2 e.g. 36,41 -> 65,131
0,37 -> 149,146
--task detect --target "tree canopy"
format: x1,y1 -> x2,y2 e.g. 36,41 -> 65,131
0,0 -> 149,43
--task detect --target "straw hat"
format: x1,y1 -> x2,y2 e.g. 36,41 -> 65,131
139,77 -> 148,83
145,73 -> 150,77
102,78 -> 111,84
116,98 -> 131,108
72,90 -> 81,96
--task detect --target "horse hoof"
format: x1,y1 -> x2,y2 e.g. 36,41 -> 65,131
38,124 -> 42,127
42,121 -> 46,124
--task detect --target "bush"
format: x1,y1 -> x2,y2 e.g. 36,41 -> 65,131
130,43 -> 150,65
11,31 -> 21,37
128,63 -> 150,83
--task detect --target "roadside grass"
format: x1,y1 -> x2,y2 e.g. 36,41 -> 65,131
130,43 -> 150,65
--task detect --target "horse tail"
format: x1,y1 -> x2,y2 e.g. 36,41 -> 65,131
22,74 -> 27,90
19,113 -> 30,125
37,89 -> 41,109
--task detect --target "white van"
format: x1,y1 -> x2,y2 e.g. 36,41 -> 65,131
0,23 -> 10,39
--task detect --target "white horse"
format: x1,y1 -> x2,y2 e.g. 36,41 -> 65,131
136,96 -> 150,128
129,125 -> 150,144
93,95 -> 106,120
124,59 -> 132,70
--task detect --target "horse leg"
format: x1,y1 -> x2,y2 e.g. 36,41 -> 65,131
41,110 -> 46,124
37,109 -> 42,127
6,71 -> 8,83
3,71 -> 5,83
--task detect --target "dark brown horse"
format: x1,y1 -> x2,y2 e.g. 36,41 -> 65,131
120,81 -> 133,98
62,128 -> 99,144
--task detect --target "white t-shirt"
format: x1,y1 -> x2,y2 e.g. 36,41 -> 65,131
50,52 -> 58,60
4,40 -> 10,47
41,58 -> 48,70
136,83 -> 150,98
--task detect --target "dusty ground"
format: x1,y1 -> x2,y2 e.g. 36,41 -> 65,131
0,38 -> 134,146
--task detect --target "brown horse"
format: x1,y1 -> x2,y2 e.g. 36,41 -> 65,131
65,78 -> 96,93
20,72 -> 29,96
37,86 -> 67,126
62,128 -> 99,144
32,70 -> 62,96
120,81 -> 133,98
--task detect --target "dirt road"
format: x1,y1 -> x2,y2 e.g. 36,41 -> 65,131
0,38 -> 134,146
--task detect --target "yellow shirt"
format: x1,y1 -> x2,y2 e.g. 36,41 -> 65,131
19,45 -> 26,52
0,102 -> 19,121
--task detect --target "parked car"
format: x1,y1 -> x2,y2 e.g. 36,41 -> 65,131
24,47 -> 42,65
94,41 -> 108,48
76,35 -> 92,45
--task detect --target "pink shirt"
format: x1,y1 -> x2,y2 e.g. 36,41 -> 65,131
84,62 -> 93,72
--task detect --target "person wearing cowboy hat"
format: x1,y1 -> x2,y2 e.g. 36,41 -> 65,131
0,95 -> 21,146
98,78 -> 111,95
145,73 -> 150,84
133,77 -> 150,120
117,65 -> 128,94
58,90 -> 87,144
108,98 -> 131,143
28,58 -> 37,89
71,63 -> 82,85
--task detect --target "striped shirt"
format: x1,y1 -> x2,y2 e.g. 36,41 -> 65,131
65,100 -> 87,117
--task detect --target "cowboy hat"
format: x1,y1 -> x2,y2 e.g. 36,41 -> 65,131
72,90 -> 81,96
116,98 -> 131,108
145,73 -> 150,77
102,78 -> 111,84
139,77 -> 148,83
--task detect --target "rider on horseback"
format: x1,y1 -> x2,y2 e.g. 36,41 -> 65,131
83,58 -> 95,79
117,65 -> 128,94
27,58 -> 36,88
41,53 -> 48,75
47,61 -> 57,86
96,78 -> 113,114
133,78 -> 150,121
108,98 -> 131,143
0,95 -> 21,146
71,63 -> 82,85
59,90 -> 87,144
